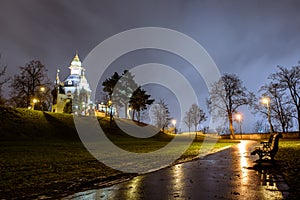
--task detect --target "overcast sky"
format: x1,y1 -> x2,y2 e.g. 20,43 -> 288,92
1,0 -> 300,132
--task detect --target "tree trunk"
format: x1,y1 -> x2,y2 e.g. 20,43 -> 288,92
228,113 -> 235,139
124,103 -> 128,119
281,123 -> 286,133
132,110 -> 135,121
298,109 -> 300,138
137,111 -> 140,123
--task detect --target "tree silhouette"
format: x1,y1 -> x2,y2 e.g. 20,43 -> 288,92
207,74 -> 254,139
184,111 -> 193,133
190,103 -> 207,132
102,72 -> 121,122
150,99 -> 171,132
270,65 -> 300,136
0,54 -> 10,105
113,70 -> 138,118
10,60 -> 51,108
256,82 -> 294,133
129,86 -> 154,122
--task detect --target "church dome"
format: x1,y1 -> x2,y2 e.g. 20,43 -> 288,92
69,52 -> 82,75
70,53 -> 82,67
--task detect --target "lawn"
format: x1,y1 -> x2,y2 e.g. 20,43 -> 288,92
0,138 -> 238,199
276,140 -> 300,199
0,107 -> 239,199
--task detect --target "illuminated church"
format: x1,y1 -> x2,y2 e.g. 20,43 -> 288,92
51,52 -> 93,115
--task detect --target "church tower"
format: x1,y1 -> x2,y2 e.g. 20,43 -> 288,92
52,52 -> 92,115
69,52 -> 82,75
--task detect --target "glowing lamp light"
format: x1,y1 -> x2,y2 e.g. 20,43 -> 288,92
261,97 -> 270,106
172,119 -> 176,126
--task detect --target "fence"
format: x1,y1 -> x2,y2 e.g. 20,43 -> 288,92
219,132 -> 299,140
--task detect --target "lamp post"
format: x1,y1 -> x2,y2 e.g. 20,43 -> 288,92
40,86 -> 45,92
32,98 -> 39,110
235,113 -> 243,139
172,119 -> 177,134
40,86 -> 45,111
108,100 -> 113,125
261,97 -> 274,134
127,107 -> 132,119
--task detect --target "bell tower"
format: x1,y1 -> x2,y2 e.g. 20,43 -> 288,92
69,51 -> 82,75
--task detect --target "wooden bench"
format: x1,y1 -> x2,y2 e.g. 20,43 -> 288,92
251,133 -> 282,160
260,134 -> 275,150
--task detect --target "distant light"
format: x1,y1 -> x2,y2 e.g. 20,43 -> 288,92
235,113 -> 242,122
40,87 -> 45,92
172,119 -> 176,126
261,97 -> 270,106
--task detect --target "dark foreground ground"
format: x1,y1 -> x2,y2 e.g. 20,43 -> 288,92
0,107 -> 299,199
65,140 -> 292,200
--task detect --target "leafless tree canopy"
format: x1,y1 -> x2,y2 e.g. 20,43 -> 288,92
150,99 -> 170,132
0,55 -> 10,105
256,82 -> 294,133
184,103 -> 206,132
10,60 -> 51,108
269,65 -> 300,134
207,74 -> 254,138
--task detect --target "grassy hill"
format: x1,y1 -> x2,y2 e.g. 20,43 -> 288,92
0,106 -> 76,141
0,106 -> 172,142
0,106 -> 238,199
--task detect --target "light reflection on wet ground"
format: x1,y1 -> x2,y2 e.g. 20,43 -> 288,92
65,140 -> 289,200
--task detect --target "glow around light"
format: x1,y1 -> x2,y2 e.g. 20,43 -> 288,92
235,113 -> 242,122
261,97 -> 270,106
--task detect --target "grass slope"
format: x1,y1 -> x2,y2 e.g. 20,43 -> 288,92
0,107 -> 76,141
0,107 -> 237,199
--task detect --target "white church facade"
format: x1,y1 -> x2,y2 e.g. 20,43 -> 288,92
51,52 -> 93,115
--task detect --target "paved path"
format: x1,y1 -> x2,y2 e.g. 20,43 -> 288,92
66,141 -> 289,200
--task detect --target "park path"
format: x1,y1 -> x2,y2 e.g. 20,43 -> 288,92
65,140 -> 289,200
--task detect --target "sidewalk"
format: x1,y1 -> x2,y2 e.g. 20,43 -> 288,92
66,140 -> 289,200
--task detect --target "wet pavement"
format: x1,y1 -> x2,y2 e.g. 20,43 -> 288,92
65,140 -> 289,200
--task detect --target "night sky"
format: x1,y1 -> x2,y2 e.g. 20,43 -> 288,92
1,0 -> 300,132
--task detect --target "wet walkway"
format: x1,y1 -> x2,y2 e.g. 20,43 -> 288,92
65,141 -> 289,200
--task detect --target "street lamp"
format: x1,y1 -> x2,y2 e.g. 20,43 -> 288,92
127,107 -> 132,119
39,86 -> 45,111
108,100 -> 113,124
261,97 -> 274,134
235,113 -> 243,138
40,86 -> 45,92
172,119 -> 177,134
32,98 -> 39,110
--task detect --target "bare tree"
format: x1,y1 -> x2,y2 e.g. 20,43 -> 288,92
184,103 -> 206,133
150,99 -> 171,132
253,119 -> 269,133
184,110 -> 193,133
270,65 -> 300,136
257,82 -> 294,133
10,60 -> 51,108
190,103 -> 207,132
207,74 -> 254,139
0,55 -> 10,105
